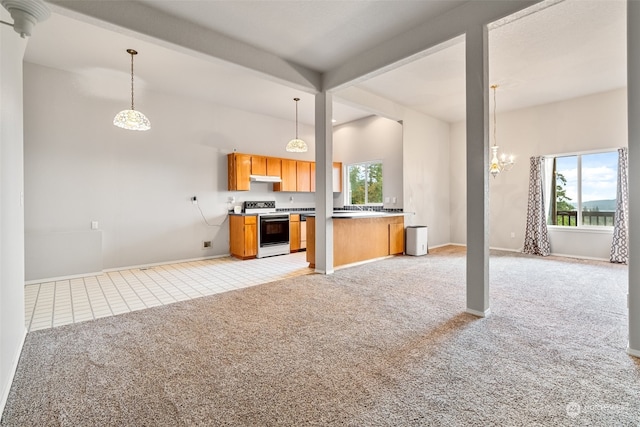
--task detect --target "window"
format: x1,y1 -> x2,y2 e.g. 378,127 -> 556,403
548,151 -> 618,227
347,161 -> 383,205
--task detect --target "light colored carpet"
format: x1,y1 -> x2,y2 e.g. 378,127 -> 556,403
2,248 -> 639,426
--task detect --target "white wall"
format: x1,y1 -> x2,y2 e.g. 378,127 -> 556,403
450,89 -> 628,259
403,109 -> 451,247
332,116 -> 403,209
0,13 -> 27,413
24,62 -> 316,280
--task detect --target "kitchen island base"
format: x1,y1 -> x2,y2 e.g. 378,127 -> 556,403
306,215 -> 404,269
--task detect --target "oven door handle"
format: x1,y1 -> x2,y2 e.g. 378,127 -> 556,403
261,218 -> 289,223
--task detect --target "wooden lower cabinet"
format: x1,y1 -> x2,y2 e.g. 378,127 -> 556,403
290,214 -> 300,252
389,222 -> 404,255
229,215 -> 257,259
306,215 -> 404,268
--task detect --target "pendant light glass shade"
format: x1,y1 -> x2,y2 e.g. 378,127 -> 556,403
113,109 -> 151,131
286,97 -> 307,152
285,138 -> 307,153
113,49 -> 150,131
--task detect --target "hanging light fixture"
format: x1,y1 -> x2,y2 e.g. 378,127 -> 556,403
113,49 -> 151,131
489,84 -> 514,178
285,97 -> 307,152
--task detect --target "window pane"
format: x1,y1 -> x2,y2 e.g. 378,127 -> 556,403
581,152 -> 617,226
366,163 -> 383,204
348,164 -> 366,205
553,156 -> 577,226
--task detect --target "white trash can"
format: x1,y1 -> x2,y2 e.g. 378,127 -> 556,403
406,226 -> 428,256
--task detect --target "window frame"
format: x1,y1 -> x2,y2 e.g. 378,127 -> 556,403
546,149 -> 618,230
345,160 -> 384,206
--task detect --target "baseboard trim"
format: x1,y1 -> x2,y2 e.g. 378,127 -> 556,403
334,256 -> 394,271
627,347 -> 640,358
0,328 -> 27,416
466,308 -> 491,318
25,253 -> 232,285
549,252 -> 609,262
313,268 -> 334,275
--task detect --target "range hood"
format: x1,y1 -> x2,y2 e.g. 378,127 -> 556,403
250,175 -> 282,183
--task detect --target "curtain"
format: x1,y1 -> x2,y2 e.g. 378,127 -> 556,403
523,156 -> 551,256
610,147 -> 629,264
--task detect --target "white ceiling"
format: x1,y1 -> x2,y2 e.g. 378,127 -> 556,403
22,0 -> 626,126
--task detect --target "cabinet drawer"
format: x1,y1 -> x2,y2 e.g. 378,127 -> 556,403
244,216 -> 257,225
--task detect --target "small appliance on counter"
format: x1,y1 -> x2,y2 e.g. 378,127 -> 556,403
243,201 -> 290,258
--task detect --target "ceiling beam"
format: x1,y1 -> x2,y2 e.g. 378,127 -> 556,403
323,0 -> 543,92
48,0 -> 322,93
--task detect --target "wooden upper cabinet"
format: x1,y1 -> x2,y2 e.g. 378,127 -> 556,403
266,157 -> 281,177
333,162 -> 343,193
296,161 -> 311,192
274,159 -> 297,192
251,156 -> 267,175
228,153 -> 251,191
308,162 -> 341,193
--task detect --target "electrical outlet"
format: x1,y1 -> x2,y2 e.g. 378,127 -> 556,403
510,232 -> 515,238
203,241 -> 212,249
191,196 -> 198,205
91,221 -> 99,230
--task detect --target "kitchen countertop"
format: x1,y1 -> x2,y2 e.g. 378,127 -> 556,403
305,211 -> 408,219
229,210 -> 410,218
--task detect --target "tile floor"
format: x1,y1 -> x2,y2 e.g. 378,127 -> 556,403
25,252 -> 312,332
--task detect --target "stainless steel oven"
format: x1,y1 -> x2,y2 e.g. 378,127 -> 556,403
257,213 -> 290,258
243,201 -> 290,258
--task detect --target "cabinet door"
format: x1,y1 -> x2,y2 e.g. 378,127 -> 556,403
251,156 -> 267,175
310,162 -> 316,192
228,153 -> 251,191
245,222 -> 257,257
300,220 -> 307,249
296,161 -> 311,192
289,214 -> 300,252
275,159 -> 297,192
266,157 -> 281,177
389,222 -> 404,255
332,162 -> 343,193
230,215 -> 257,259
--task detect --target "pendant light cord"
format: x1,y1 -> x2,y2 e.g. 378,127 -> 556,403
130,51 -> 135,111
294,97 -> 300,139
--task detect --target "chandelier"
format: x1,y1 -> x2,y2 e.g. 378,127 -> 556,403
489,84 -> 514,178
113,49 -> 151,131
285,97 -> 307,152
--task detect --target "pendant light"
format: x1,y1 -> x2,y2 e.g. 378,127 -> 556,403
113,49 -> 151,131
285,97 -> 307,152
489,84 -> 514,178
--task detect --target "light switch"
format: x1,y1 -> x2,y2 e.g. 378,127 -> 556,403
385,197 -> 390,203
91,221 -> 99,230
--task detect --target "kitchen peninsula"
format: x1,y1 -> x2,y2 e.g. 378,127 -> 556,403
306,212 -> 405,269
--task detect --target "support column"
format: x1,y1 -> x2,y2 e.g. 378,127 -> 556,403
628,0 -> 640,357
465,24 -> 490,317
314,91 -> 334,274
